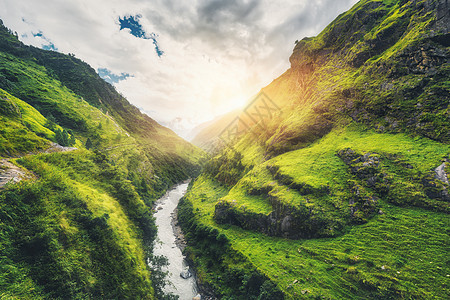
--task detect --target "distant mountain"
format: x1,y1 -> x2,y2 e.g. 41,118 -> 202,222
190,109 -> 240,151
178,0 -> 450,299
0,19 -> 203,299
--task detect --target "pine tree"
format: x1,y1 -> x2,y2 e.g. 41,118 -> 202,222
45,114 -> 57,131
61,129 -> 69,146
85,138 -> 93,149
55,129 -> 63,145
68,130 -> 76,146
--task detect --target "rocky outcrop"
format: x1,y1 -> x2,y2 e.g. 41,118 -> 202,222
214,200 -> 269,233
426,0 -> 450,35
266,195 -> 337,238
0,159 -> 30,188
338,149 -> 385,188
348,181 -> 379,223
339,148 -> 450,210
397,42 -> 449,76
214,195 -> 338,239
434,162 -> 449,185
338,148 -> 382,221
423,160 -> 450,202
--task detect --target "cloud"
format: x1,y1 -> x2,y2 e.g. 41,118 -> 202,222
31,30 -> 58,51
97,68 -> 132,84
118,14 -> 164,57
0,0 -> 358,139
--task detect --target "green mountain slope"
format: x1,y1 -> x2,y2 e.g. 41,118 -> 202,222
0,20 -> 203,299
0,21 -> 204,191
190,109 -> 240,151
179,0 -> 449,299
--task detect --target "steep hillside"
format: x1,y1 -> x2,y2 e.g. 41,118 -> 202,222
190,109 -> 240,151
0,21 -> 203,191
0,20 -> 203,299
179,0 -> 449,299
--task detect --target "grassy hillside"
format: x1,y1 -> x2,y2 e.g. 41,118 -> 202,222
179,0 -> 449,298
0,19 -> 203,299
1,151 -> 156,298
0,21 -> 204,189
191,109 -> 240,151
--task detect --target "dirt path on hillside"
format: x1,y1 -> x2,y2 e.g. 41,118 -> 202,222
0,159 -> 29,188
0,143 -> 77,189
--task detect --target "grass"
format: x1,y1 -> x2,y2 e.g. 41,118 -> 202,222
181,123 -> 450,299
274,124 -> 449,183
0,89 -> 51,156
180,0 -> 449,298
0,151 -> 156,299
0,17 -> 204,299
182,172 -> 449,299
226,203 -> 449,299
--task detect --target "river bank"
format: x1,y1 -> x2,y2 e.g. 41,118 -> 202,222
153,181 -> 206,300
171,206 -> 218,300
171,206 -> 188,252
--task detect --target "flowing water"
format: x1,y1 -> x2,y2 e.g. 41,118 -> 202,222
153,182 -> 199,299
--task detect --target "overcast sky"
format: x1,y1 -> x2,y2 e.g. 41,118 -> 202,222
0,0 -> 357,139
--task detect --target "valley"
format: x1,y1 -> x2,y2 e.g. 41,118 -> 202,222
0,0 -> 448,299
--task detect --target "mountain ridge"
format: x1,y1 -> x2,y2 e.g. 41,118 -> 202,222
178,0 -> 449,298
0,19 -> 203,299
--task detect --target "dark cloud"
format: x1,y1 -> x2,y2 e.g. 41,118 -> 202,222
197,0 -> 261,25
141,0 -> 263,53
140,0 -> 358,60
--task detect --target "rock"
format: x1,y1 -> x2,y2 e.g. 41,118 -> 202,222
0,159 -> 29,188
434,162 -> 449,184
44,142 -> 77,153
423,163 -> 450,201
281,215 -> 293,233
180,269 -> 192,279
337,148 -> 359,165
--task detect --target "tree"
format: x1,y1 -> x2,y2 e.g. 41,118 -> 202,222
85,137 -> 93,149
55,128 -> 75,147
68,129 -> 76,146
55,129 -> 64,145
45,113 -> 57,131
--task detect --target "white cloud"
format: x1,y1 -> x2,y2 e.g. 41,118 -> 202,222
0,0 -> 358,139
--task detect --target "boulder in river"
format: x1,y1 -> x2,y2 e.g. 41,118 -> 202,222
180,268 -> 192,279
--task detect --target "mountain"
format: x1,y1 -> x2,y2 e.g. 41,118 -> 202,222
0,20 -> 203,299
190,109 -> 240,151
178,0 -> 449,299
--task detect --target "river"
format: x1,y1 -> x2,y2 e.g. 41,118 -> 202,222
153,182 -> 199,299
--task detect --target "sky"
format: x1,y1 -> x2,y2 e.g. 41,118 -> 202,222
0,0 -> 358,139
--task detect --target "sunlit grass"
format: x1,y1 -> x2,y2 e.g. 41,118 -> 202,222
182,123 -> 450,299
